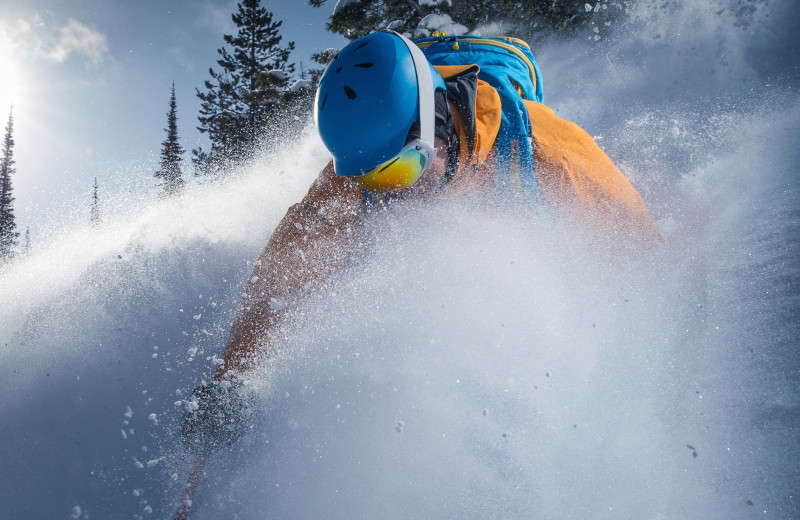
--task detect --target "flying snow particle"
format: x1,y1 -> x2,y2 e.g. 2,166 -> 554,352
269,297 -> 287,311
148,413 -> 158,425
585,3 -> 593,11
124,406 -> 133,418
71,506 -> 81,519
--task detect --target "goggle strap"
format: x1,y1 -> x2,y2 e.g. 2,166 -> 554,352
386,31 -> 436,159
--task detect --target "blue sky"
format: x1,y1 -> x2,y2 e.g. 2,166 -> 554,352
0,0 -> 347,234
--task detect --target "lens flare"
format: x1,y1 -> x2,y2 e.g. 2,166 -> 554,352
0,40 -> 22,112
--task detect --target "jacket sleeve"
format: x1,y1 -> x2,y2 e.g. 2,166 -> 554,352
525,101 -> 659,244
216,162 -> 365,378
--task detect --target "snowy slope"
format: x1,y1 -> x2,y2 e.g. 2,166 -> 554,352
1,1 -> 798,519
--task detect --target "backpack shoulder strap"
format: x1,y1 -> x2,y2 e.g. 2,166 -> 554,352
419,35 -> 544,205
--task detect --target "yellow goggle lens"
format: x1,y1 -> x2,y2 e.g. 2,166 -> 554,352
351,148 -> 427,193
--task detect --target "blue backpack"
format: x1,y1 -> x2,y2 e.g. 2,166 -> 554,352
415,35 -> 545,204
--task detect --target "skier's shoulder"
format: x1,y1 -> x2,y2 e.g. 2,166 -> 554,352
299,161 -> 365,223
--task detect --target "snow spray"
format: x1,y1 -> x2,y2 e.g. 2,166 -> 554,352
0,1 -> 797,518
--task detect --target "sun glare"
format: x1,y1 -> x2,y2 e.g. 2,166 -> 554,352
0,44 -> 22,114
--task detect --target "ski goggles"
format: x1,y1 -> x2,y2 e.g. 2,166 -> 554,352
350,137 -> 435,193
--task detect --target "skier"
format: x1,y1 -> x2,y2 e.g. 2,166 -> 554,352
180,30 -> 658,455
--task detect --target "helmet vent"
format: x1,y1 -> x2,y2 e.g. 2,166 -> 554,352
320,93 -> 328,110
354,62 -> 373,68
354,41 -> 370,51
343,86 -> 357,99
336,66 -> 343,73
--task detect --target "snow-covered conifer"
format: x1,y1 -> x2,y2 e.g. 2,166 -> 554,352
155,83 -> 186,195
194,0 -> 296,174
0,108 -> 18,261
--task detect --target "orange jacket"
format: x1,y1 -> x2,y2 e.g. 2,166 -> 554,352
434,64 -> 658,242
217,68 -> 658,376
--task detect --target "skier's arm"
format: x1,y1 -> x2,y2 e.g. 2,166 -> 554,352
215,161 -> 365,378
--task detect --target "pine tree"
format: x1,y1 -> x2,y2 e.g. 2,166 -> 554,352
0,108 -> 18,262
194,0 -> 296,174
155,83 -> 186,195
451,0 -> 595,36
309,0 -> 598,41
90,177 -> 100,226
309,0 -> 437,41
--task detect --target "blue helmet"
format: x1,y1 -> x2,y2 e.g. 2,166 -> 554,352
315,31 -> 446,177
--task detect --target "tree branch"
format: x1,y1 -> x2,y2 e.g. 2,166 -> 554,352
403,0 -> 424,16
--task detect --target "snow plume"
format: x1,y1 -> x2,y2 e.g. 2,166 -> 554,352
472,20 -> 514,37
1,0 -> 799,518
0,127 -> 327,519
